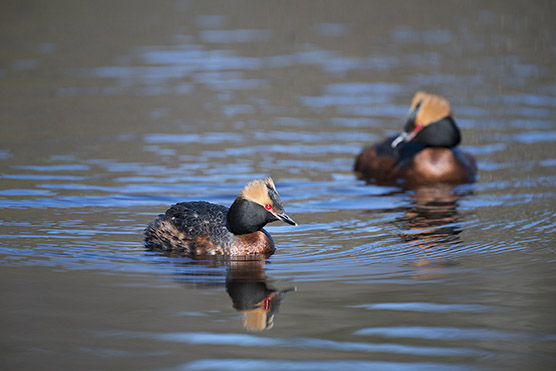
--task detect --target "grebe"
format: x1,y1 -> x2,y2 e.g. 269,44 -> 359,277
144,177 -> 296,257
354,91 -> 477,185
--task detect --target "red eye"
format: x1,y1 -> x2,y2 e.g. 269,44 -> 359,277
416,122 -> 424,130
265,204 -> 272,210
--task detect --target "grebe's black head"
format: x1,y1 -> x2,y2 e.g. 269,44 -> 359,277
227,177 -> 297,235
392,91 -> 461,149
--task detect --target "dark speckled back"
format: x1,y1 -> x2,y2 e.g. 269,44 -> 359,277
164,201 -> 232,242
144,201 -> 236,254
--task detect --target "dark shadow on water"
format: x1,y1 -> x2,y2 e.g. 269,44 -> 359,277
145,250 -> 296,331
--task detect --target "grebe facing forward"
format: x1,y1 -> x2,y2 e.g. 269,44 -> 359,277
354,91 -> 477,185
144,177 -> 296,257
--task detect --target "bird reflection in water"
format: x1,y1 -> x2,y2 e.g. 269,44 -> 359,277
145,248 -> 296,331
397,183 -> 463,246
226,260 -> 296,331
395,183 -> 472,279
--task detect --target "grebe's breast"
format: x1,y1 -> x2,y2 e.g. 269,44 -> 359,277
400,147 -> 477,185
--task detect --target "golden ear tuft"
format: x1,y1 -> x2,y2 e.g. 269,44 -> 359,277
239,177 -> 274,205
241,307 -> 274,331
410,91 -> 452,126
409,91 -> 429,112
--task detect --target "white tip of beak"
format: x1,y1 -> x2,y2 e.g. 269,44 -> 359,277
391,132 -> 410,148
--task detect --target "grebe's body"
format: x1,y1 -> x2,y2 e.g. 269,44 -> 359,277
144,178 -> 296,257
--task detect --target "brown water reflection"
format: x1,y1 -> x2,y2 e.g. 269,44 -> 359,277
146,253 -> 296,332
398,184 -> 468,280
398,184 -> 464,247
226,261 -> 296,331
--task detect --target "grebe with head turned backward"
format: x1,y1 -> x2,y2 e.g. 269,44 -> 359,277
354,91 -> 477,185
144,177 -> 297,257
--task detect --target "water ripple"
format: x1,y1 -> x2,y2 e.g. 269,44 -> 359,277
354,326 -> 552,341
103,331 -> 486,357
350,302 -> 495,313
182,359 -> 473,371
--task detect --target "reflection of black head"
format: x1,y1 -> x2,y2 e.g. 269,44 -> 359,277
226,280 -> 275,311
225,275 -> 296,331
226,279 -> 278,331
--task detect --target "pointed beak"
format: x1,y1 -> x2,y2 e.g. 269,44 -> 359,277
391,122 -> 425,148
274,212 -> 297,226
391,131 -> 411,148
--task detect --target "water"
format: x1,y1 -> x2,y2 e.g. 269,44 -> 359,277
1,1 -> 556,370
